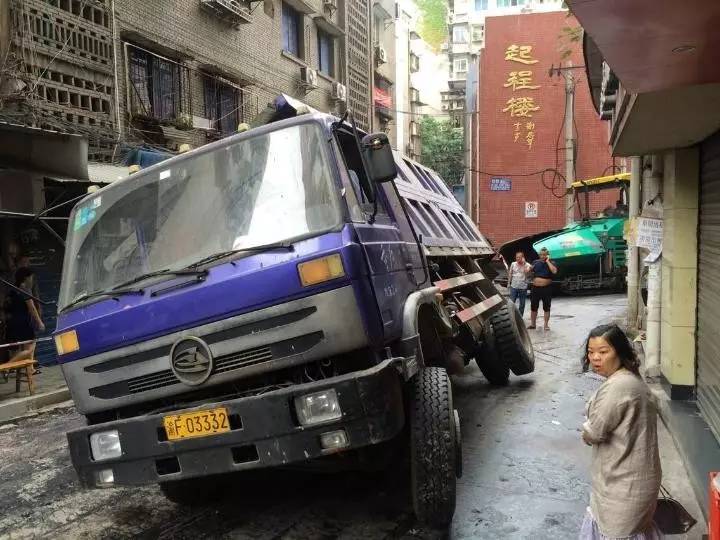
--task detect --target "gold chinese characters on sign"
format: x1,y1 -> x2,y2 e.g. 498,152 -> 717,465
501,44 -> 540,149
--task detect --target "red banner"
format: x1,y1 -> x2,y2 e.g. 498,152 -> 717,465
373,87 -> 392,108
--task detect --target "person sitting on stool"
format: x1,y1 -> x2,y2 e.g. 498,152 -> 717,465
528,247 -> 558,331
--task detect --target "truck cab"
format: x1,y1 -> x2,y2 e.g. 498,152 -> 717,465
55,96 -> 534,527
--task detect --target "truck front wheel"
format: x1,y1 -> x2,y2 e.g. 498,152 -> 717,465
159,476 -> 220,506
410,367 -> 457,528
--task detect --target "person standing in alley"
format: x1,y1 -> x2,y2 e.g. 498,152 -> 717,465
580,324 -> 662,539
4,267 -> 45,363
528,247 -> 557,330
507,251 -> 531,316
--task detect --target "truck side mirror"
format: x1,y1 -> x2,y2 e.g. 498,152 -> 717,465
362,133 -> 397,184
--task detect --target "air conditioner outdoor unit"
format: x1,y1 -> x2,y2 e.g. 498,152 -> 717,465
410,122 -> 419,136
406,142 -> 416,154
375,45 -> 388,64
442,104 -> 449,111
332,82 -> 347,102
410,88 -> 420,103
300,67 -> 318,88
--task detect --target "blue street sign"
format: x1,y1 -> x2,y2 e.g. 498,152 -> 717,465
490,177 -> 512,191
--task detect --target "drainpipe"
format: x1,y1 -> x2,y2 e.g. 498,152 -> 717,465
111,0 -> 123,140
644,155 -> 664,376
627,156 -> 642,331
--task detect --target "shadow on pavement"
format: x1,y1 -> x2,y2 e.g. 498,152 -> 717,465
131,462 -> 449,539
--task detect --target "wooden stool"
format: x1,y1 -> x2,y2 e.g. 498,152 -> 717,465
0,359 -> 36,395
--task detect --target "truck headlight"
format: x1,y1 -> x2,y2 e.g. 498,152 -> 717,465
297,254 -> 345,287
54,330 -> 79,355
294,389 -> 342,426
90,430 -> 122,461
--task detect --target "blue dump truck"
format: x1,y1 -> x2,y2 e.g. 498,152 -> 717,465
54,96 -> 534,527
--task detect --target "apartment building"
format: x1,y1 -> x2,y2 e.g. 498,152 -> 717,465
394,0 -> 447,160
443,0 -> 563,120
0,0 -> 381,160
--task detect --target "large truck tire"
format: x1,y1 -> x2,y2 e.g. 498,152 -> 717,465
474,325 -> 510,386
410,367 -> 457,528
489,299 -> 535,376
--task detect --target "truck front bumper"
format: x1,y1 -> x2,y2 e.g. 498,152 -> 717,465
67,359 -> 406,488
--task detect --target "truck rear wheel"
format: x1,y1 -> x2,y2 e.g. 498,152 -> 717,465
488,299 -> 535,376
410,367 -> 457,528
475,326 -> 510,386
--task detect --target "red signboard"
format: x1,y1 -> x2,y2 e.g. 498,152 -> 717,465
474,11 -> 616,246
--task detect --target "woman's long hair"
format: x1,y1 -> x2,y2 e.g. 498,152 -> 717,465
14,267 -> 34,288
582,324 -> 640,376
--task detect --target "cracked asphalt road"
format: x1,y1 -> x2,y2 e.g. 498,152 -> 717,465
0,295 -> 701,539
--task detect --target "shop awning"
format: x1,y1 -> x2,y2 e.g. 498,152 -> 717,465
48,163 -> 129,184
0,122 -> 88,179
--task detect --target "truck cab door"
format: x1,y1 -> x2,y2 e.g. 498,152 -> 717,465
334,133 -> 423,341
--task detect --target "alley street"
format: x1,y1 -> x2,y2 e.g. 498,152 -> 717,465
0,295 -> 702,539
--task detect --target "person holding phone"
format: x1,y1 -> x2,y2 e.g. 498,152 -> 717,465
528,247 -> 557,330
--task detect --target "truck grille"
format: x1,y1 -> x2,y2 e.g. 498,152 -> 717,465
125,345 -> 273,394
88,332 -> 323,400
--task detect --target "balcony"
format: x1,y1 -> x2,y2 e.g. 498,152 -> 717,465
200,0 -> 252,26
447,11 -> 469,24
410,87 -> 422,104
448,76 -> 467,89
451,42 -> 470,55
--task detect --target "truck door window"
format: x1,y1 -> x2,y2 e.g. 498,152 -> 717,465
335,129 -> 386,214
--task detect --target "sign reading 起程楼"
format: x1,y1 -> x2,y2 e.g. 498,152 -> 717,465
502,44 -> 540,150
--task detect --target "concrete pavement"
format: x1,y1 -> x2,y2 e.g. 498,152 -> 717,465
451,294 -> 704,539
0,364 -> 69,424
0,295 -> 706,539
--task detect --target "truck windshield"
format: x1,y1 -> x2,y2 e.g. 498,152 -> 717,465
59,123 -> 341,310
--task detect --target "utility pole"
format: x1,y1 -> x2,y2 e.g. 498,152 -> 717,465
564,61 -> 576,226
627,156 -> 642,332
465,53 -> 479,221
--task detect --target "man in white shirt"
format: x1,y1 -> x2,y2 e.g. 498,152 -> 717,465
507,251 -> 532,316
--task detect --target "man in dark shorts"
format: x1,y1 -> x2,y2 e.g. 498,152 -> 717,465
528,247 -> 558,331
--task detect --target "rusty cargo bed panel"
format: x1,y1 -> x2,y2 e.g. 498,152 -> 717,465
392,152 -> 495,258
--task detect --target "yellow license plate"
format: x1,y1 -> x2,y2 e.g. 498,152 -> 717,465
163,407 -> 230,441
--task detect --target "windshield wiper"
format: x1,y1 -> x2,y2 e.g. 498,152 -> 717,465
184,241 -> 295,269
112,268 -> 208,290
60,287 -> 144,314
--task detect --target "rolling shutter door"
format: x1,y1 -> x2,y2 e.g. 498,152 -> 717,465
698,130 -> 720,442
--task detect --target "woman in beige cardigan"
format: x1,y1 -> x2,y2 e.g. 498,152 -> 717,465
580,324 -> 662,539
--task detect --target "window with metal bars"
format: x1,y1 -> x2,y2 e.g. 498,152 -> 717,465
128,47 -> 183,121
203,78 -> 240,135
